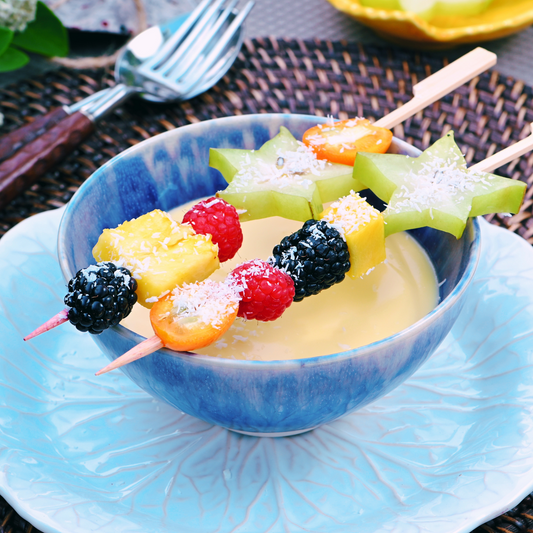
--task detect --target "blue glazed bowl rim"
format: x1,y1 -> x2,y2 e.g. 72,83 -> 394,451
58,113 -> 482,370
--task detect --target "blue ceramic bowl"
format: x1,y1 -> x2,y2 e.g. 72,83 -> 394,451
57,114 -> 480,436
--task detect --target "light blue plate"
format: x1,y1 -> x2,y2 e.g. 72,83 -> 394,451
2,208 -> 533,533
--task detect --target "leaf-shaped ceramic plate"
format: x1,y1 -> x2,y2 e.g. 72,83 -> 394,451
2,207 -> 533,533
327,0 -> 533,47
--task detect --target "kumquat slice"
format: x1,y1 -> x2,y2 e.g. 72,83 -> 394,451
96,280 -> 240,375
303,118 -> 393,166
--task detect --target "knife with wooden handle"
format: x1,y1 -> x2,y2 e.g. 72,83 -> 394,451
0,91 -> 107,164
0,111 -> 95,208
0,107 -> 69,164
0,87 -> 132,210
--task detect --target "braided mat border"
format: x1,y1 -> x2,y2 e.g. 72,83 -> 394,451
1,37 -> 533,533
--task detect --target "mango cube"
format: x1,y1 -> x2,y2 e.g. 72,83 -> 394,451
92,209 -> 220,308
320,192 -> 386,279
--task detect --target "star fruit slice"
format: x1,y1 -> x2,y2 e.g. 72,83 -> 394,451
352,131 -> 526,238
211,126 -> 362,222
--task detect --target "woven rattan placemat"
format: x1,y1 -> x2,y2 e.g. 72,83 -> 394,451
1,37 -> 533,533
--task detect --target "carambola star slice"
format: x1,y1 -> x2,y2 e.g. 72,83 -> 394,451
352,131 -> 527,238
211,126 -> 362,222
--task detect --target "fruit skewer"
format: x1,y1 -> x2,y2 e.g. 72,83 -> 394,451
24,47 -> 500,342
95,130 -> 533,375
24,125 -> 533,371
22,48 -> 528,360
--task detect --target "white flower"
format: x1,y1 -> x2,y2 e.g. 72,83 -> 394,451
0,0 -> 38,32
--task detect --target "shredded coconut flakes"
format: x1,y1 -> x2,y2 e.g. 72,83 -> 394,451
322,191 -> 379,236
169,280 -> 240,329
388,154 -> 495,214
230,142 -> 327,192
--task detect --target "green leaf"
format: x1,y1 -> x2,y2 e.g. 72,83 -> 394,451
0,46 -> 29,72
11,1 -> 68,57
0,26 -> 14,56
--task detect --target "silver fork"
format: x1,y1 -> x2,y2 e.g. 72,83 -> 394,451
138,0 -> 255,97
84,0 -> 254,119
0,1 -> 254,208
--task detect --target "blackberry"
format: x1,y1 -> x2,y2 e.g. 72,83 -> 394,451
270,219 -> 351,302
64,262 -> 138,334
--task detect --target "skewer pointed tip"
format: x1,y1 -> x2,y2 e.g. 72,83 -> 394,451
95,335 -> 164,376
24,309 -> 69,341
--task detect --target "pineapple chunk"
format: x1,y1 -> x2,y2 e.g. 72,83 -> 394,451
92,209 -> 220,308
320,192 -> 386,279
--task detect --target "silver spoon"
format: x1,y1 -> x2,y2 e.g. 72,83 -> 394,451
86,0 -> 253,118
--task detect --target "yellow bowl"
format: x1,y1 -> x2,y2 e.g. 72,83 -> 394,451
327,0 -> 533,47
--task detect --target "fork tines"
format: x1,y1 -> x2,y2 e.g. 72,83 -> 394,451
138,0 -> 255,98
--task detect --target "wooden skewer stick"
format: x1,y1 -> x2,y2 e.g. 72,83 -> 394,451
24,309 -> 69,341
374,47 -> 497,130
470,123 -> 533,173
95,335 -> 164,376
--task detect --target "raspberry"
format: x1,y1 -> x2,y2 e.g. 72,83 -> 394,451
183,197 -> 243,262
227,259 -> 295,321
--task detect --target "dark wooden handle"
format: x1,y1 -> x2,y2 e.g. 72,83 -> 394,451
0,111 -> 95,209
0,107 -> 69,163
